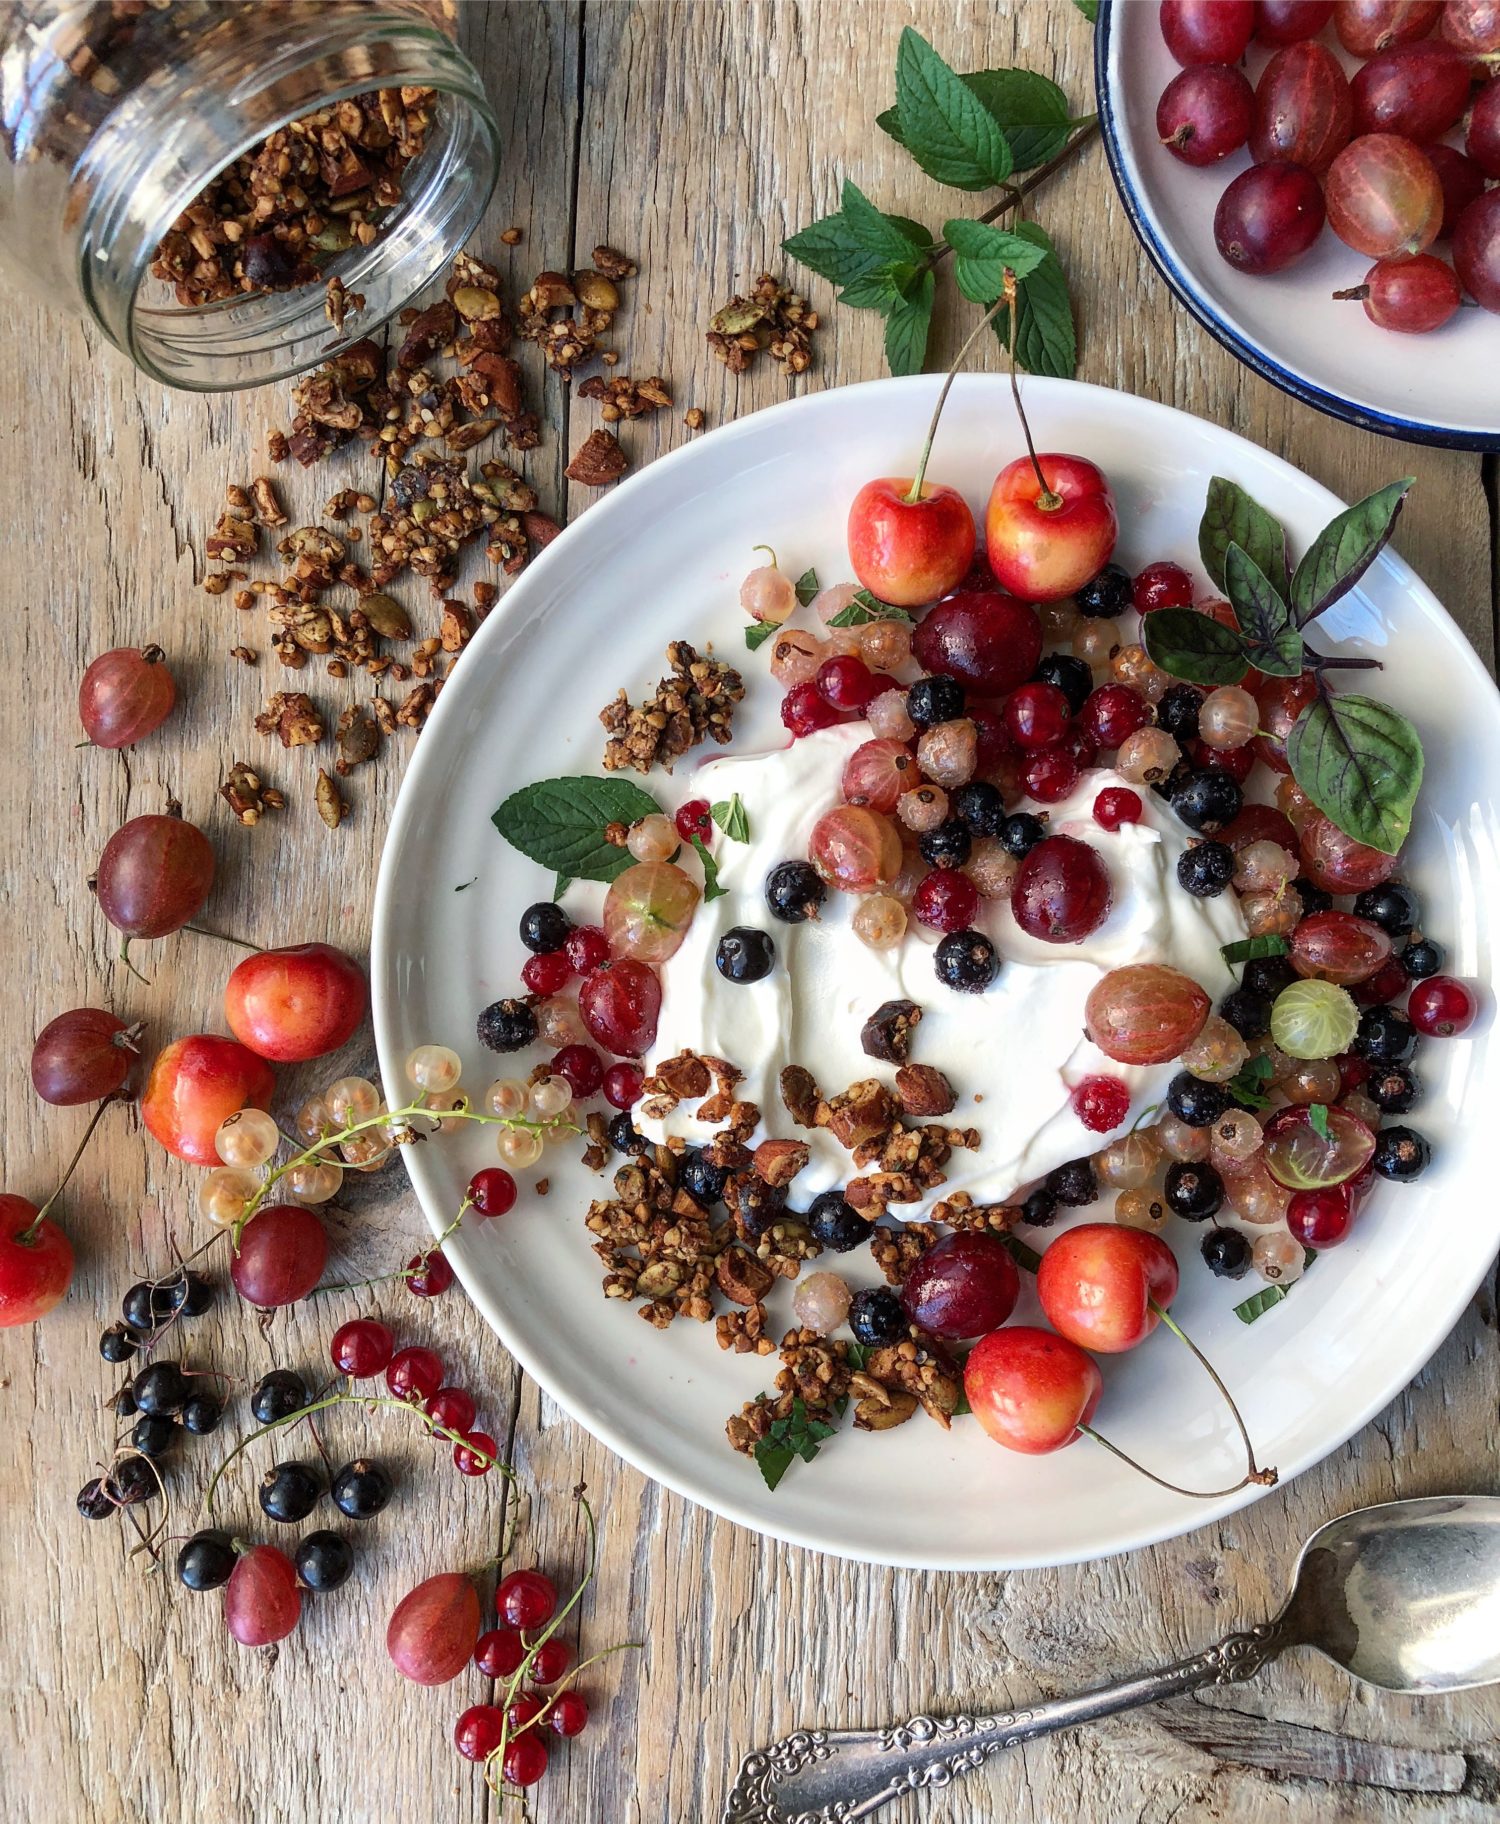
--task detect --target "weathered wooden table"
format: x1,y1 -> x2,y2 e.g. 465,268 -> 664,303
2,5 -> 1497,1821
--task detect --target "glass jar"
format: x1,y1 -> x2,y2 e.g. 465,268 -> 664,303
0,0 -> 500,391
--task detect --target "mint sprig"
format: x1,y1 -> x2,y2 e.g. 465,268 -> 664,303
493,777 -> 659,884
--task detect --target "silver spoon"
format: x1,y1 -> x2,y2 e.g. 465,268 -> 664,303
722,1495 -> 1500,1824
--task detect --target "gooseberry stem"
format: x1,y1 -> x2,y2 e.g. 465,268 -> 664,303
1150,1299 -> 1277,1489
903,290 -> 1012,505
23,1095 -> 121,1240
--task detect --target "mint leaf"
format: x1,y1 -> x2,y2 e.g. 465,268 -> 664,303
1289,478 -> 1414,628
1309,1102 -> 1332,1142
712,794 -> 749,843
1224,542 -> 1303,678
691,833 -> 727,902
1001,1234 -> 1043,1275
943,217 -> 1049,304
837,267 -> 911,312
1074,0 -> 1098,19
744,621 -> 778,652
1141,606 -> 1249,686
990,223 -> 1076,377
1200,477 -> 1289,597
553,872 -> 573,900
794,567 -> 820,607
1221,934 -> 1291,966
493,776 -> 659,883
883,70 -> 1077,173
895,27 -> 1014,191
828,588 -> 914,628
1227,1053 -> 1274,1110
1235,1251 -> 1316,1325
841,178 -> 934,262
883,267 -> 935,376
782,188 -> 930,291
753,1396 -> 839,1491
1287,693 -> 1423,856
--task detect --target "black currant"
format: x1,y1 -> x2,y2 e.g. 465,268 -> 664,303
906,674 -> 965,729
175,1271 -> 215,1318
1353,882 -> 1419,936
934,929 -> 1000,993
848,1286 -> 906,1348
1168,768 -> 1242,835
250,1369 -> 308,1425
99,1324 -> 141,1364
951,780 -> 1005,838
1164,1160 -> 1224,1221
330,1458 -> 393,1520
1355,1004 -> 1417,1065
476,996 -> 539,1053
260,1461 -> 323,1524
1047,1158 -> 1097,1208
1021,1185 -> 1060,1228
1156,684 -> 1204,743
519,901 -> 572,954
107,1455 -> 158,1505
177,1529 -> 236,1591
295,1530 -> 355,1592
181,1393 -> 223,1436
77,1478 -> 116,1521
806,1191 -> 873,1253
1200,1227 -> 1251,1278
131,1360 -> 189,1416
677,1148 -> 727,1206
715,926 -> 776,984
1372,1125 -> 1430,1182
730,1174 -> 786,1240
606,1112 -> 649,1156
1075,561 -> 1134,618
1368,1062 -> 1420,1114
1401,936 -> 1443,980
1291,876 -> 1333,916
1219,987 -> 1271,1040
1166,1072 -> 1229,1127
1031,652 -> 1093,714
1242,954 -> 1297,1000
1177,840 -> 1235,898
998,812 -> 1045,858
131,1413 -> 178,1459
918,819 -> 972,870
122,1280 -> 173,1332
764,860 -> 826,925
112,1383 -> 138,1419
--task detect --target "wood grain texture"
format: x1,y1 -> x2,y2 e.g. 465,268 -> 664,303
0,4 -> 1495,1823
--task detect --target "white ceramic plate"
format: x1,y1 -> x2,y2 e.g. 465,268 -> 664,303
1096,0 -> 1500,449
372,375 -> 1499,1569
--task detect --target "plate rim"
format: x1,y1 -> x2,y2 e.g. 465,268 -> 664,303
371,371 -> 1498,1569
1093,0 -> 1500,455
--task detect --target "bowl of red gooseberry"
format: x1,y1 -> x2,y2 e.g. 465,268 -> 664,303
1096,0 -> 1500,448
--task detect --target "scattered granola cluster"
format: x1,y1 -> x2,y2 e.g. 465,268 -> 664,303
599,641 -> 745,775
707,273 -> 820,377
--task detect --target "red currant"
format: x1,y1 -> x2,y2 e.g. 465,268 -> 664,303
454,1704 -> 506,1762
1287,1184 -> 1352,1248
405,1251 -> 454,1298
1351,957 -> 1409,1008
468,1167 -> 518,1218
1072,1076 -> 1131,1133
330,1317 -> 394,1379
1081,684 -> 1151,751
498,1568 -> 557,1631
781,680 -> 842,737
969,706 -> 1014,773
1408,975 -> 1477,1037
1093,787 -> 1143,831
530,1637 -> 572,1683
815,655 -> 881,711
507,1693 -> 546,1731
564,925 -> 610,974
453,1430 -> 497,1476
521,950 -> 572,996
385,1345 -> 444,1404
551,1043 -> 604,1098
502,1733 -> 548,1787
674,799 -> 712,843
1003,681 -> 1071,751
475,1627 -> 526,1678
912,870 -> 980,933
1338,1052 -> 1371,1093
425,1385 -> 477,1435
602,1061 -> 644,1109
549,1690 -> 590,1737
1134,560 -> 1194,611
1189,736 -> 1255,783
1021,747 -> 1079,804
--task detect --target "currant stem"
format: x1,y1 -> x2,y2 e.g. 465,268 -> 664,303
308,1197 -> 472,1297
1080,1423 -> 1270,1500
1149,1299 -> 1276,1489
903,292 -> 1012,505
24,1095 -> 120,1240
750,543 -> 779,569
181,923 -> 261,954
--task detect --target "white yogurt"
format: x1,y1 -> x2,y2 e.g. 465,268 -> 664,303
640,723 -> 1246,1210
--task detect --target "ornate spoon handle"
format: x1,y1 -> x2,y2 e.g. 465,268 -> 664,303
721,1618 -> 1290,1824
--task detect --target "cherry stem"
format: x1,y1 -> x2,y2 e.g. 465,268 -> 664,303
181,923 -> 261,954
903,291 -> 1012,505
1331,284 -> 1371,303
1149,1299 -> 1276,1490
922,121 -> 1099,274
1079,1423 -> 1273,1500
24,1096 -> 120,1239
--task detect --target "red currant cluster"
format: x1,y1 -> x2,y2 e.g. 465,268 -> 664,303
1154,0 -> 1500,323
331,1314 -> 504,1476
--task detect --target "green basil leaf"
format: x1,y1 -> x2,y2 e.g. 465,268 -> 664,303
691,833 -> 728,903
711,794 -> 750,843
1221,934 -> 1291,966
1286,693 -> 1423,856
1289,478 -> 1414,627
793,567 -> 820,607
493,776 -> 659,883
1200,477 -> 1289,596
744,620 -> 778,652
883,267 -> 935,376
828,588 -> 914,628
989,223 -> 1076,377
1223,542 -> 1303,678
1141,607 -> 1249,686
943,217 -> 1050,304
895,27 -> 1014,191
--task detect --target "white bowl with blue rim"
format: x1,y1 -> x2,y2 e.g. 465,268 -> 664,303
1095,0 -> 1500,450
